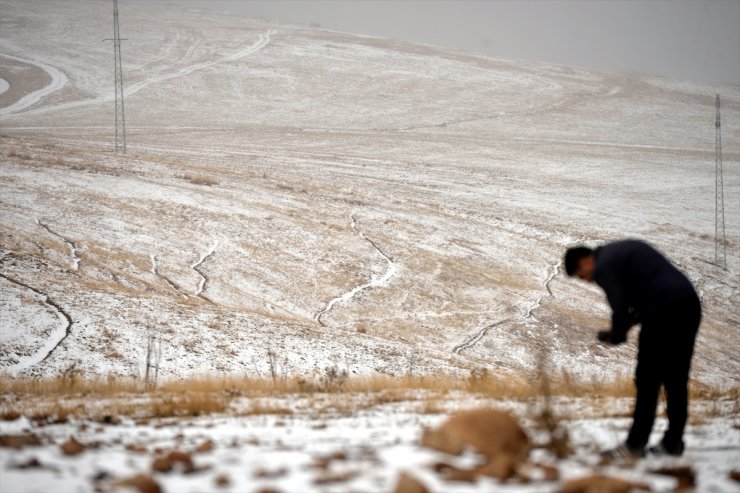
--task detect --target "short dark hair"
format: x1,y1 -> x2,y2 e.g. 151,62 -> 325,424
564,246 -> 594,276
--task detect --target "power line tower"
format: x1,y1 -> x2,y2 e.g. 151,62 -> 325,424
104,0 -> 127,153
714,94 -> 726,269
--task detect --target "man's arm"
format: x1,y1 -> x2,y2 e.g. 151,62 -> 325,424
594,269 -> 633,345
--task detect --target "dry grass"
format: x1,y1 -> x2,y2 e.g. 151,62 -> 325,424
240,400 -> 294,416
144,393 -> 229,417
182,173 -> 218,186
0,374 -> 139,395
0,375 -> 229,419
7,147 -> 35,160
1,394 -> 229,421
0,373 -> 732,421
47,155 -> 65,166
1,372 -> 727,400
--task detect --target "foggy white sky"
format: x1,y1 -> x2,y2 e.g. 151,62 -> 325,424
128,0 -> 740,85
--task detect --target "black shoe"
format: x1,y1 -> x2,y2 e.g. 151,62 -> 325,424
600,443 -> 644,464
648,441 -> 684,457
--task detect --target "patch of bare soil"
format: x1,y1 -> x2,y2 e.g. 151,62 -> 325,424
0,55 -> 50,108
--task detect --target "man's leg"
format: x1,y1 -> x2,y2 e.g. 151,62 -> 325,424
661,294 -> 701,453
626,330 -> 662,451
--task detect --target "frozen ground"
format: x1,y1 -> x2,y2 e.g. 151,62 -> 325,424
0,395 -> 738,493
1,1 -> 739,492
0,3 -> 739,383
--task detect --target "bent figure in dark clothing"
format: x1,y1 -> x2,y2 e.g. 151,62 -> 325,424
564,239 -> 701,461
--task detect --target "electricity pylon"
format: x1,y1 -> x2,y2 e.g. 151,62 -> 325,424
715,94 -> 726,270
104,0 -> 127,153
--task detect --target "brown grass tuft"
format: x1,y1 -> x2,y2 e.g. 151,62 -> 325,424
182,173 -> 218,186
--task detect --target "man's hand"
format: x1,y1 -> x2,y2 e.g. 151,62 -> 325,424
597,330 -> 626,345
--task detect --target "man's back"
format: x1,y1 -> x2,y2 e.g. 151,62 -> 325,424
593,240 -> 696,335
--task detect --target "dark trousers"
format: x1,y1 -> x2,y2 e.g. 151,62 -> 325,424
626,292 -> 701,451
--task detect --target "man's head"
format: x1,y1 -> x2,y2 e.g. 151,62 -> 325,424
564,246 -> 596,282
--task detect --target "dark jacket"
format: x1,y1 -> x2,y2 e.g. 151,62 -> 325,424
593,239 -> 697,343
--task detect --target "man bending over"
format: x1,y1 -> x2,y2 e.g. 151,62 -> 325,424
564,239 -> 701,460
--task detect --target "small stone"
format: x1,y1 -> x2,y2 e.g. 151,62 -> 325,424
92,471 -> 111,482
0,434 -> 41,449
166,450 -> 197,473
253,466 -> 288,479
167,450 -> 192,463
313,470 -> 359,485
61,436 -> 86,456
151,456 -> 173,473
112,474 -> 162,493
394,472 -> 428,493
195,439 -> 214,453
311,457 -> 330,470
12,457 -> 42,469
329,451 -> 347,461
214,473 -> 230,487
125,443 -> 148,454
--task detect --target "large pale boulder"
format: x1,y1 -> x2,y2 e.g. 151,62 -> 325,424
421,408 -> 530,480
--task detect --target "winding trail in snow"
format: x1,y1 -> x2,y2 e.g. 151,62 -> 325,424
0,53 -> 67,116
315,214 -> 399,327
150,254 -> 189,298
11,30 -> 274,117
37,220 -> 80,271
524,260 -> 561,320
452,318 -> 512,355
453,259 -> 561,355
123,30 -> 273,99
192,241 -> 219,302
0,272 -> 73,376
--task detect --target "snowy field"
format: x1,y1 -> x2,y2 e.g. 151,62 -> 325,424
0,0 -> 737,386
0,0 -> 739,490
1,393 -> 739,493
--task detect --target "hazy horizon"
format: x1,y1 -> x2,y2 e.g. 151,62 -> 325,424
125,0 -> 740,86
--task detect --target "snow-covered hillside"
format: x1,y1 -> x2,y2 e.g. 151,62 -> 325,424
0,0 -> 738,388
